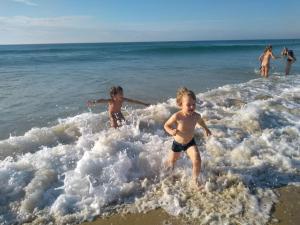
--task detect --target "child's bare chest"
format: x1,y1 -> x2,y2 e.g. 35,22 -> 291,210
108,101 -> 122,112
177,116 -> 197,130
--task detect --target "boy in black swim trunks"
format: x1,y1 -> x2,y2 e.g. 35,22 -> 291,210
164,87 -> 211,187
87,86 -> 149,128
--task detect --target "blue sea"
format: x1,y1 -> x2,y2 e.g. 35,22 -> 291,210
0,40 -> 300,225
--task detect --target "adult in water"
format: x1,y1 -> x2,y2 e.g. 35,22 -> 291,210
281,47 -> 296,75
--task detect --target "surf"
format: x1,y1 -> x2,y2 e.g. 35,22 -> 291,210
0,75 -> 299,224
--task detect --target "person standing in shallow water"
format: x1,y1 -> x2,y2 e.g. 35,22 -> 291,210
259,45 -> 279,78
164,87 -> 212,188
281,47 -> 296,75
87,86 -> 150,128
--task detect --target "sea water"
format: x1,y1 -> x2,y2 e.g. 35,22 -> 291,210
0,40 -> 300,224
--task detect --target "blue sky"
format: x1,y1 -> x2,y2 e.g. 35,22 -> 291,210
0,0 -> 299,44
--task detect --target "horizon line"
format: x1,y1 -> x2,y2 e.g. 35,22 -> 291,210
1,37 -> 300,46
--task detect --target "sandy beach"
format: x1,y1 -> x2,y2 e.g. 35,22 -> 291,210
82,185 -> 300,225
268,185 -> 300,225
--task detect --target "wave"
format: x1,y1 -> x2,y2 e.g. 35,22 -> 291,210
1,40 -> 300,56
131,44 -> 266,55
1,40 -> 299,67
0,75 -> 300,224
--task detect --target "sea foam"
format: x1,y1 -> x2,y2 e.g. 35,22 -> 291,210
0,76 -> 299,225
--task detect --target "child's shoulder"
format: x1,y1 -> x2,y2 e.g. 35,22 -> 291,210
171,111 -> 182,119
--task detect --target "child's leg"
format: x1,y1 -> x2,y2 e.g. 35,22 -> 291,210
110,117 -> 118,128
286,62 -> 291,75
165,151 -> 181,169
260,66 -> 264,76
265,65 -> 270,78
186,146 -> 201,184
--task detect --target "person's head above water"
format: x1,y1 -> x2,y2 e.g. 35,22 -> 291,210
176,87 -> 196,106
281,47 -> 289,56
110,86 -> 124,101
263,45 -> 272,53
267,45 -> 273,51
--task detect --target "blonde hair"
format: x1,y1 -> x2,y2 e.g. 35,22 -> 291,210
176,87 -> 196,106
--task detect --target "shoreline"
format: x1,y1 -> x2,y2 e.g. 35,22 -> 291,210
82,185 -> 300,225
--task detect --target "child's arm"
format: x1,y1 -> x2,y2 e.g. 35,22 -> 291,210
123,97 -> 150,106
271,52 -> 280,59
164,114 -> 177,136
197,116 -> 212,136
87,98 -> 110,107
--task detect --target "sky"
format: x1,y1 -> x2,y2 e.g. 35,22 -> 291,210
0,0 -> 299,44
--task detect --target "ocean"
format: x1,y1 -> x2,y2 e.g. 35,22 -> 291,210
0,39 -> 300,224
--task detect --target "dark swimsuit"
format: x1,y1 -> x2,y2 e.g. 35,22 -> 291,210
110,112 -> 125,126
172,138 -> 196,152
287,50 -> 295,62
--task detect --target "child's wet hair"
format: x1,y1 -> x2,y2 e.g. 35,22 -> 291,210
176,87 -> 196,106
110,86 -> 123,98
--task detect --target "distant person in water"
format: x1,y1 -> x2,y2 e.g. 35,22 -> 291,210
164,87 -> 212,188
281,47 -> 296,75
87,86 -> 150,128
259,45 -> 278,78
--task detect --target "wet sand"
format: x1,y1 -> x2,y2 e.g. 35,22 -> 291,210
82,185 -> 300,225
268,185 -> 300,225
81,209 -> 183,225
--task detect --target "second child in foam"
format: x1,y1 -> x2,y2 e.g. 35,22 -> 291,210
164,87 -> 211,187
87,86 -> 149,128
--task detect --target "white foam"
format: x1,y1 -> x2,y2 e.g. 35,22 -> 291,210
0,76 -> 299,224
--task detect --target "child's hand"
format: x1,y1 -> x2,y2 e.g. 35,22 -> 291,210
170,129 -> 177,136
205,128 -> 212,137
87,100 -> 95,107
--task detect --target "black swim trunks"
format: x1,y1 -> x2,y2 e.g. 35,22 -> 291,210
172,138 -> 196,152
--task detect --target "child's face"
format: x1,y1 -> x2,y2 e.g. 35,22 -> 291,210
113,92 -> 124,102
181,95 -> 196,115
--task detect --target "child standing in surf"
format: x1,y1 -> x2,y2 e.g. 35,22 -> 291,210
87,86 -> 150,128
164,87 -> 212,187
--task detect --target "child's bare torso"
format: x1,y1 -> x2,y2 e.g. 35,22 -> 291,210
108,99 -> 123,113
174,111 -> 200,144
108,100 -> 125,127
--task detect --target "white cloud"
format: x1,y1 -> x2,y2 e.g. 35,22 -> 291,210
12,0 -> 37,6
